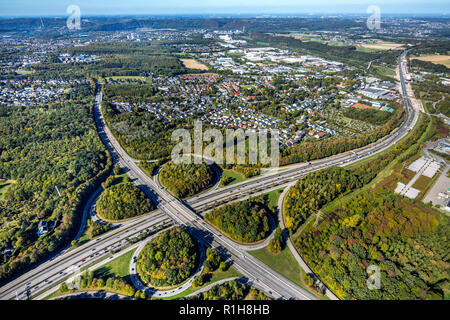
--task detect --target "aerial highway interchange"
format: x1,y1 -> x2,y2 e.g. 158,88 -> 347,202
0,51 -> 419,301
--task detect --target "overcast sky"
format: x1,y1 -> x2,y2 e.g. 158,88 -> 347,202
1,0 -> 449,17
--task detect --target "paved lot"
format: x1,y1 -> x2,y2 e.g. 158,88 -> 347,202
397,157 -> 440,199
423,161 -> 441,178
408,157 -> 428,172
423,165 -> 450,207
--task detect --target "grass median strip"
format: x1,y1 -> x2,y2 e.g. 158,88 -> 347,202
248,246 -> 324,299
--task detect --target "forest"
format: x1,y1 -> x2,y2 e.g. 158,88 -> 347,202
409,59 -> 449,74
233,165 -> 261,178
59,270 -> 142,299
284,167 -> 363,234
96,182 -> 156,220
295,191 -> 449,300
101,100 -> 181,159
104,84 -> 158,103
268,227 -> 284,254
50,42 -> 186,78
205,199 -> 270,243
159,162 -> 215,198
284,113 -> 433,234
283,113 -> 444,299
193,248 -> 228,288
136,227 -> 198,287
188,280 -> 272,300
139,160 -> 164,177
0,83 -> 112,283
343,107 -> 394,126
86,220 -> 112,239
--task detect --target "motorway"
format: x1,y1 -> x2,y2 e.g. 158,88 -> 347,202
91,87 -> 319,300
192,54 -> 418,209
0,212 -> 172,300
0,50 -> 418,301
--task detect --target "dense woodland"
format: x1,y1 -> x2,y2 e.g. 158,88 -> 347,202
188,280 -> 272,300
409,59 -> 449,74
139,160 -> 164,177
101,100 -> 180,159
268,227 -> 285,254
285,114 -> 433,234
104,84 -> 158,103
96,182 -> 155,220
296,191 -> 449,300
59,270 -> 143,299
233,165 -> 261,178
137,227 -> 198,287
344,107 -> 394,126
159,162 -> 215,198
193,248 -> 228,288
0,83 -> 112,283
284,112 -> 447,299
86,220 -> 112,239
205,199 -> 270,243
285,167 -> 363,233
51,42 -> 186,78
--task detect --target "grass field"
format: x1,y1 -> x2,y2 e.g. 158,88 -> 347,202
0,180 -> 13,200
94,249 -> 136,279
412,174 -> 433,191
248,246 -> 321,298
107,76 -> 150,82
111,174 -> 129,185
412,168 -> 442,201
359,41 -> 404,51
280,33 -> 350,47
372,65 -> 396,77
220,169 -> 246,186
16,70 -> 33,75
263,188 -> 284,210
282,32 -> 320,40
356,46 -> 382,53
413,54 -> 450,67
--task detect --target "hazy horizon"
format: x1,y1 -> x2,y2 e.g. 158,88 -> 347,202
0,0 -> 449,17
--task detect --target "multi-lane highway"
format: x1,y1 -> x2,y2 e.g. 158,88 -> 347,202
187,52 -> 418,211
0,50 -> 419,301
0,212 -> 172,300
92,87 -> 319,300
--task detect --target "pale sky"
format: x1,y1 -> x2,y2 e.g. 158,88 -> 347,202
0,0 -> 449,17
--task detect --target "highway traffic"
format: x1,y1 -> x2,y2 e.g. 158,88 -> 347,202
0,50 -> 418,301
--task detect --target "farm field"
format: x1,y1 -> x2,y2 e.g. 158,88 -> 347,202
412,54 -> 450,67
180,59 -> 209,70
358,41 -> 404,51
